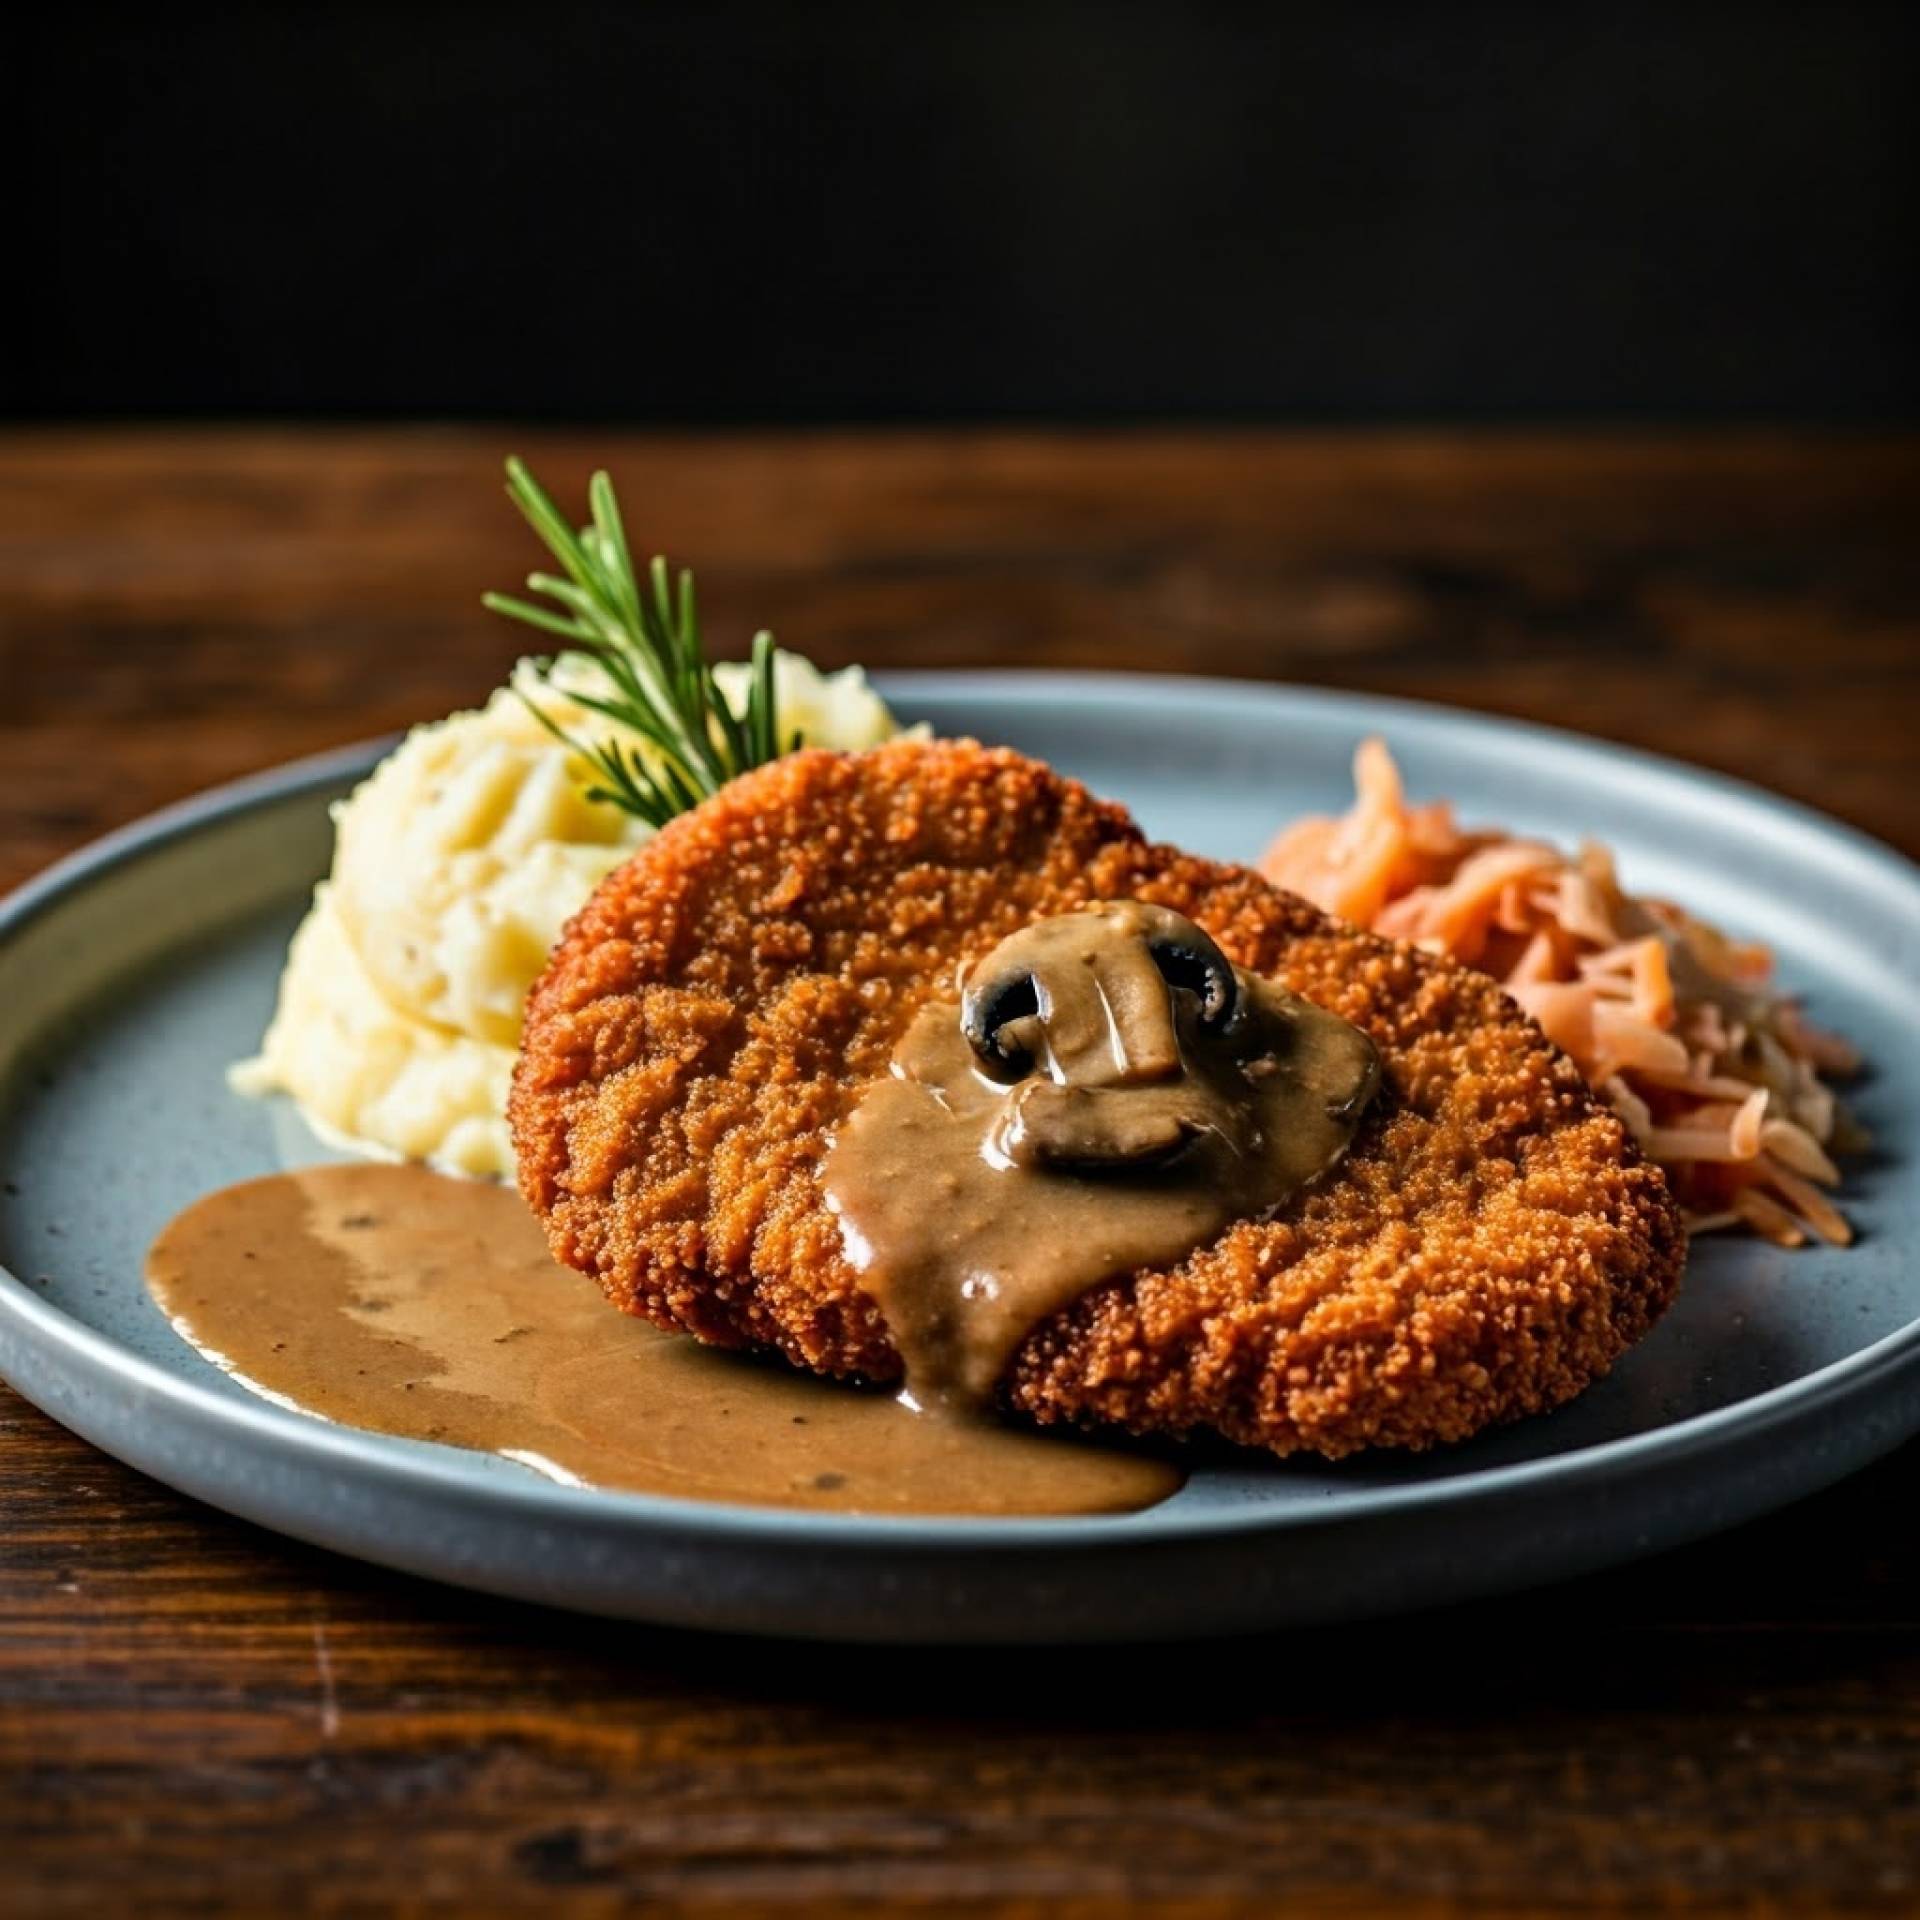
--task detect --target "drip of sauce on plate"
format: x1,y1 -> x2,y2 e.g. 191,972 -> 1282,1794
145,1164 -> 1180,1517
825,901 -> 1380,1414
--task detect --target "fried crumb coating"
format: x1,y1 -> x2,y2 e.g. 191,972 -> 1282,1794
511,739 -> 1685,1458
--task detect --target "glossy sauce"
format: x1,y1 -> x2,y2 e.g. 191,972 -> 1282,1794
145,1164 -> 1182,1517
825,902 -> 1380,1413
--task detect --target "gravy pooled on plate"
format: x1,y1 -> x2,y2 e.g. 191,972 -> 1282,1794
826,902 -> 1381,1413
146,1164 -> 1181,1517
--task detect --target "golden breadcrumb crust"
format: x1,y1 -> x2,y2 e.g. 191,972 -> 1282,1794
512,739 -> 1685,1458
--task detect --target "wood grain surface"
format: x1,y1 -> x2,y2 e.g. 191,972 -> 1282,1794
2,428 -> 1918,1917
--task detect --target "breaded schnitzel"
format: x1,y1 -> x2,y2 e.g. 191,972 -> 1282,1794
511,738 -> 1685,1458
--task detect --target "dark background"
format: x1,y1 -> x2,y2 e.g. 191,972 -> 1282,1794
13,1 -> 1918,423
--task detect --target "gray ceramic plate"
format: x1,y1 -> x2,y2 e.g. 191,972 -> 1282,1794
3,672 -> 1918,1643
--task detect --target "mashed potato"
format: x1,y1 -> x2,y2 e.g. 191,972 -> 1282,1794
233,652 -> 908,1176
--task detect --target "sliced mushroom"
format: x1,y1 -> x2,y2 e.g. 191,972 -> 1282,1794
960,901 -> 1241,1076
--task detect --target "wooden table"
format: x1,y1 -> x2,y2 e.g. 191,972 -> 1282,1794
3,429 -> 1918,1917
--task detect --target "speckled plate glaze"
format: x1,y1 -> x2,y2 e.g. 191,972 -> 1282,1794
3,673 -> 1918,1643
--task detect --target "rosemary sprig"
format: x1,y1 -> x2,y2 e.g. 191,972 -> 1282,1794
482,456 -> 788,826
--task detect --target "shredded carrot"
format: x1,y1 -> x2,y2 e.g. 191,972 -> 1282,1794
1263,738 -> 1862,1249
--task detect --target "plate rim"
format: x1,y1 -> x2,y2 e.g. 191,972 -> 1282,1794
3,667 -> 1919,1553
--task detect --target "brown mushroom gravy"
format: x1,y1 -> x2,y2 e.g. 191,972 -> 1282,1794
825,901 -> 1381,1414
145,1164 -> 1181,1517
